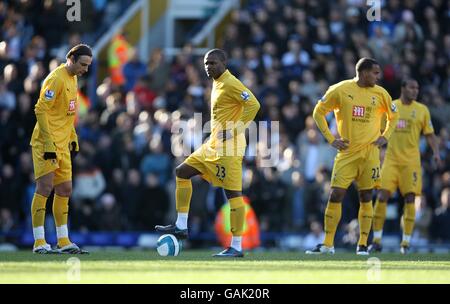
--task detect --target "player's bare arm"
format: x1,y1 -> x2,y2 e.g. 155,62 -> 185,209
425,133 -> 442,168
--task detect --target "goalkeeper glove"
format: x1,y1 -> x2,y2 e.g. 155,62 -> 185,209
69,140 -> 80,159
69,131 -> 79,160
43,141 -> 57,160
69,140 -> 79,160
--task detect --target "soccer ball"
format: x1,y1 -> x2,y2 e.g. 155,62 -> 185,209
156,234 -> 182,256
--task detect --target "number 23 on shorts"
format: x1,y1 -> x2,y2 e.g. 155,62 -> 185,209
215,164 -> 226,179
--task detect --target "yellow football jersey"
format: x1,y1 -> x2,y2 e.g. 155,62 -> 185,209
313,79 -> 398,153
206,69 -> 260,159
30,64 -> 78,151
384,99 -> 434,165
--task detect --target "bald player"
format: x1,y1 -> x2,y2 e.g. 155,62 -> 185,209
155,49 -> 260,257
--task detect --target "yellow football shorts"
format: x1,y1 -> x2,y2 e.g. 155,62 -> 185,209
32,145 -> 72,185
331,145 -> 380,190
380,158 -> 422,195
184,143 -> 243,191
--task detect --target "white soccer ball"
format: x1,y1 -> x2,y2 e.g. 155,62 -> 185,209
156,234 -> 182,256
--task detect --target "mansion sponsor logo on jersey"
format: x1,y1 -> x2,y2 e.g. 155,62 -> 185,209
397,119 -> 407,129
395,119 -> 411,132
352,105 -> 371,123
352,105 -> 365,117
67,99 -> 76,116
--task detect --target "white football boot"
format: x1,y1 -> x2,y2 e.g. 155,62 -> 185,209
305,244 -> 335,254
33,243 -> 58,254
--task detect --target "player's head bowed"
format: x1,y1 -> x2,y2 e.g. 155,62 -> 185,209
66,44 -> 93,77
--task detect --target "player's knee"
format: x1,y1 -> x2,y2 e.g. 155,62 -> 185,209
225,190 -> 242,199
36,181 -> 53,197
359,190 -> 373,202
377,189 -> 390,202
176,163 -> 200,179
404,193 -> 415,204
55,183 -> 72,197
175,165 -> 185,178
175,164 -> 193,179
59,188 -> 72,197
330,188 -> 345,202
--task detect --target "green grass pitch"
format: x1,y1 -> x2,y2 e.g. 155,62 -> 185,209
1,250 -> 449,284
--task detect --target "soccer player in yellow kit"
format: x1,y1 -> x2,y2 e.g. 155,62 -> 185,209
306,58 -> 399,255
30,44 -> 92,254
370,79 -> 441,254
156,49 -> 260,257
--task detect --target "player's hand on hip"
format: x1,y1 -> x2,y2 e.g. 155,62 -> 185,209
372,136 -> 387,148
43,140 -> 57,160
331,138 -> 349,150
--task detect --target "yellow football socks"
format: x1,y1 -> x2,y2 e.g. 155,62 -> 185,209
53,194 -> 71,247
372,199 -> 387,243
323,202 -> 342,247
402,202 -> 416,245
229,196 -> 246,236
31,193 -> 48,247
358,202 -> 373,246
175,177 -> 192,213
